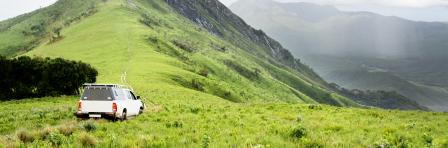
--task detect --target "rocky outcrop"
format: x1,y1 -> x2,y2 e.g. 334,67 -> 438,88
165,0 -> 314,76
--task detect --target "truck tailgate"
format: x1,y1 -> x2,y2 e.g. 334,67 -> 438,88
81,101 -> 113,113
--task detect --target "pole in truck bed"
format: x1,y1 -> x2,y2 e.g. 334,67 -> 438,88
83,83 -> 133,91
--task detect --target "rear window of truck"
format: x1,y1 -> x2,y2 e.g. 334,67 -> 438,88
81,88 -> 114,101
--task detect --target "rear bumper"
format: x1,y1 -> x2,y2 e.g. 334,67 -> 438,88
74,112 -> 118,119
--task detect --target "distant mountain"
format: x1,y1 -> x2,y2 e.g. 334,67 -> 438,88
231,0 -> 448,111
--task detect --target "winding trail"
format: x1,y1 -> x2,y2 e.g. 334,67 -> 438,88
120,0 -> 139,91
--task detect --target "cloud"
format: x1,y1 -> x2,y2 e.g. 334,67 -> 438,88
222,0 -> 448,8
276,0 -> 448,8
224,0 -> 448,21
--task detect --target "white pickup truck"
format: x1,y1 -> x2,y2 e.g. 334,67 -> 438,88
75,84 -> 144,120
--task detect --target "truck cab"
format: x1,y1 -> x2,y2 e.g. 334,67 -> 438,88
75,84 -> 144,120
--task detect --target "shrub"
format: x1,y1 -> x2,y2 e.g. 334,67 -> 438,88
290,126 -> 307,139
17,130 -> 37,143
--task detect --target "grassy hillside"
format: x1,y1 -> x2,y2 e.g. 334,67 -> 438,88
20,0 -> 355,106
0,0 -> 447,147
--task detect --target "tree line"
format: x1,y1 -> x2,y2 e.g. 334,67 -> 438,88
0,56 -> 98,100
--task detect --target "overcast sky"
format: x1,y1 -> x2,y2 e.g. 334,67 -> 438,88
1,0 -> 447,22
221,0 -> 448,22
0,0 -> 57,21
221,0 -> 448,7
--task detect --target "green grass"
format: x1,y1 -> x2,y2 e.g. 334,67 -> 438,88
1,96 -> 447,147
0,0 -> 447,147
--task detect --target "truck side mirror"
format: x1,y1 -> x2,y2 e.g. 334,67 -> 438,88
137,96 -> 141,100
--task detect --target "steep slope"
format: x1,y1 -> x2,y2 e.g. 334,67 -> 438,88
230,0 -> 448,111
1,0 -> 448,147
165,0 -> 322,82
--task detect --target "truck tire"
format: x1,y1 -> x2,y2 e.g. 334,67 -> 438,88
112,114 -> 118,122
122,110 -> 127,121
139,107 -> 144,115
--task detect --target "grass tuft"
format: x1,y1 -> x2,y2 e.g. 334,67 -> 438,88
17,130 -> 36,143
58,125 -> 76,136
78,132 -> 97,147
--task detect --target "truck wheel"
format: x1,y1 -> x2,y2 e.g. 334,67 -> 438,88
112,114 -> 118,122
139,107 -> 144,115
122,110 -> 127,121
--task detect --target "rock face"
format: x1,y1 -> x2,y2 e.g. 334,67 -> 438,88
165,0 -> 316,79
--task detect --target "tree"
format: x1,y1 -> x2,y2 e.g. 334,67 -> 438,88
0,56 -> 98,100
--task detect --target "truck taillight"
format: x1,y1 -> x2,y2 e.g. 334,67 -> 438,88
112,103 -> 117,112
77,101 -> 82,111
